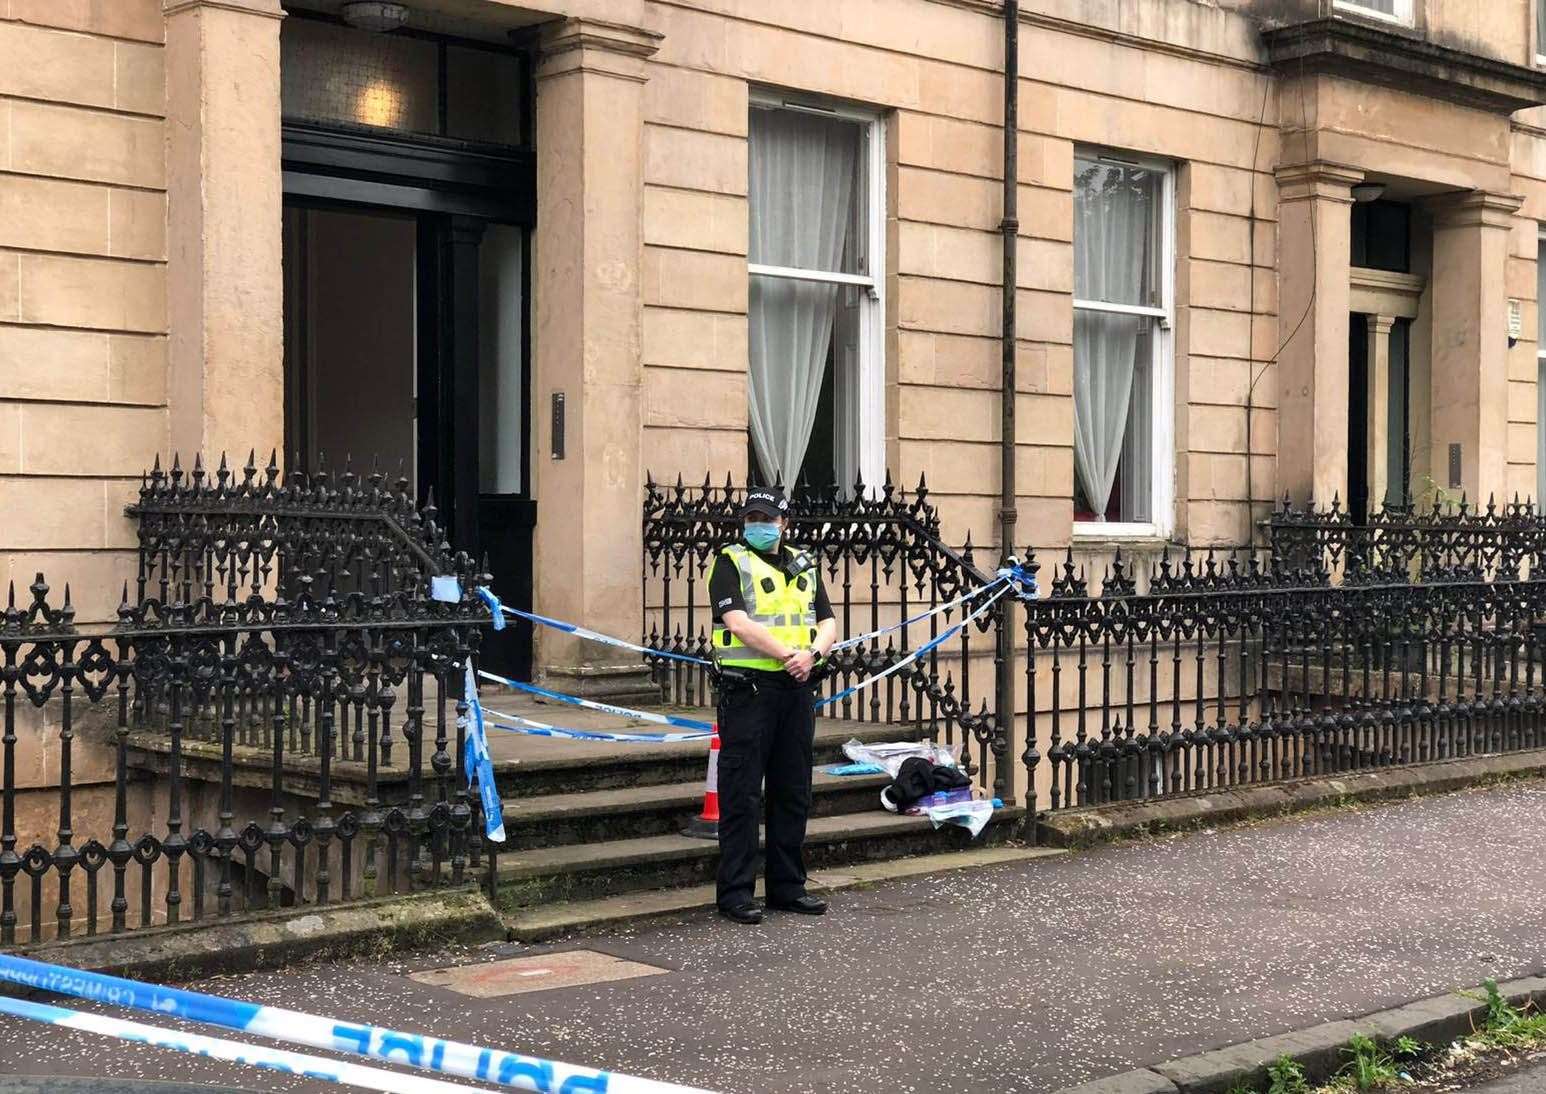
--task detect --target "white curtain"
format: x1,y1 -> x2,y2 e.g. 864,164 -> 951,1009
1073,167 -> 1149,518
747,109 -> 857,486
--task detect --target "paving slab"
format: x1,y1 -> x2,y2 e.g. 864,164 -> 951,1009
6,779 -> 1546,1094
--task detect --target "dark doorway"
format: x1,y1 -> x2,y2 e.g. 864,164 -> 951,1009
280,11 -> 536,678
1348,314 -> 1412,525
1349,314 -> 1370,525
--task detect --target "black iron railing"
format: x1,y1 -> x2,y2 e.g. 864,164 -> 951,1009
1022,542 -> 1546,813
0,456 -> 494,946
1267,495 -> 1546,581
643,473 -> 1009,794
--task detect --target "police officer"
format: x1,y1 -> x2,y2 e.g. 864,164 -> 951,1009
709,486 -> 837,925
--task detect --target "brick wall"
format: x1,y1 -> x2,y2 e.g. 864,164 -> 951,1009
0,0 -> 168,623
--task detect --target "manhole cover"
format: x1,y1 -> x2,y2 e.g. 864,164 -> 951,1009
407,950 -> 669,998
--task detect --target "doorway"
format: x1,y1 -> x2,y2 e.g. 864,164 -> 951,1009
283,207 -> 418,482
1348,314 -> 1411,524
279,11 -> 536,678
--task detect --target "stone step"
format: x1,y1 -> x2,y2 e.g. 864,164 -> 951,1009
504,844 -> 1067,942
490,717 -> 911,796
490,805 -> 1026,908
499,768 -> 891,849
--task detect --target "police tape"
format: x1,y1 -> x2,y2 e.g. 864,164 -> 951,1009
460,658 -> 506,843
0,954 -> 718,1094
477,669 -> 715,732
473,559 -> 1035,679
831,575 -> 1011,652
484,710 -> 715,744
816,583 -> 1011,710
477,587 -> 713,668
0,995 -> 500,1094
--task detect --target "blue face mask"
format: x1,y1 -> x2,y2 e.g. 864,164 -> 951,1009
744,522 -> 782,552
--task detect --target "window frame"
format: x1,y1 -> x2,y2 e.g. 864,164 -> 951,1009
1331,0 -> 1414,27
1071,148 -> 1176,540
747,90 -> 887,493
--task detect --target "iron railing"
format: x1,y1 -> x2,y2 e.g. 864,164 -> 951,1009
1022,541 -> 1546,813
642,473 -> 1009,794
1,457 -> 493,946
647,479 -> 1546,817
1266,495 -> 1546,581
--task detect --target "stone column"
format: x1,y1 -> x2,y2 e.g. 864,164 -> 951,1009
531,18 -> 662,698
1427,191 -> 1523,504
1275,161 -> 1363,509
1366,314 -> 1395,513
163,0 -> 285,465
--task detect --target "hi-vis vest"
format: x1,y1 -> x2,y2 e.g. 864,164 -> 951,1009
713,544 -> 818,671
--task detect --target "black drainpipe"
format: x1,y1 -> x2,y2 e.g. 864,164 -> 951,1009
995,0 -> 1020,805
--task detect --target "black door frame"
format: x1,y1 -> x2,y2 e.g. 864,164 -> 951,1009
280,100 -> 537,675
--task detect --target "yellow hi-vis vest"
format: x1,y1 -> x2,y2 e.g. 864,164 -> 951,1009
712,544 -> 819,671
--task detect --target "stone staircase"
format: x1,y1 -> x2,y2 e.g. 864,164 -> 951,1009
486,715 -> 1028,941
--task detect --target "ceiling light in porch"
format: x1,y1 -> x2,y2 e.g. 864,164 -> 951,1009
341,2 -> 410,32
1351,183 -> 1387,203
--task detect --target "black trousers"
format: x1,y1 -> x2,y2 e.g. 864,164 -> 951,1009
715,678 -> 816,909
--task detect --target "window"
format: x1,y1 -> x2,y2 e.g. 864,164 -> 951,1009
1331,0 -> 1413,26
1538,232 -> 1546,504
746,97 -> 884,491
1350,200 -> 1411,274
281,15 -> 525,146
1072,151 -> 1173,533
1538,0 -> 1546,65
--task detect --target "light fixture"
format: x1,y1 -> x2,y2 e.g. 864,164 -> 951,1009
1351,182 -> 1387,203
341,2 -> 409,32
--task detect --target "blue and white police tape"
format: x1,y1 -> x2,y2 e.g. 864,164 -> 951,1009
478,587 -> 711,667
484,709 -> 715,744
0,954 -> 718,1094
477,669 -> 715,733
831,576 -> 1010,653
816,582 -> 1011,709
995,559 -> 1040,599
0,995 -> 499,1094
460,658 -> 506,843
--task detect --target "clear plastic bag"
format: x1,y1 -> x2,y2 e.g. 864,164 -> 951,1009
841,737 -> 958,777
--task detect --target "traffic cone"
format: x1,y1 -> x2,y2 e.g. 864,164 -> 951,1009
682,728 -> 720,839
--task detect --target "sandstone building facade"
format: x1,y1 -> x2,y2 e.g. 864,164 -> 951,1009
4,0 -> 1546,683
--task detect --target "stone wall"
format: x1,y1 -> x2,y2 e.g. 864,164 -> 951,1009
636,0 -> 1283,555
0,1 -> 168,624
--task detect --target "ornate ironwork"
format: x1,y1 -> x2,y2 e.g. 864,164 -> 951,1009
0,454 -> 496,947
643,472 -> 1010,798
1021,537 -> 1546,814
1267,493 -> 1546,582
648,480 -> 1546,818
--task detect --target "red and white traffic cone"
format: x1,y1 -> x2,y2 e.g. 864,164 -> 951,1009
682,727 -> 720,840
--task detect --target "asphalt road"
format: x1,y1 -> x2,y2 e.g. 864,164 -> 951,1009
3,780 -> 1546,1093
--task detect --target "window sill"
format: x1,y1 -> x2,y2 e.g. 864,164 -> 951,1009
1330,2 -> 1411,28
1071,523 -> 1173,549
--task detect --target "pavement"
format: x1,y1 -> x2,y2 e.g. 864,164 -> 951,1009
4,779 -> 1546,1093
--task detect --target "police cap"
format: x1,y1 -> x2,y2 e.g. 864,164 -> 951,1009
739,487 -> 788,520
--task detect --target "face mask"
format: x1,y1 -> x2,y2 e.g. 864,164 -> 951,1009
744,522 -> 781,552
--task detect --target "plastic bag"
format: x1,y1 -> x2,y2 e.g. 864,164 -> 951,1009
841,737 -> 958,777
923,799 -> 995,838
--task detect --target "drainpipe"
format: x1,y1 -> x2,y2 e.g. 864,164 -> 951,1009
999,0 -> 1018,562
995,0 -> 1019,805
